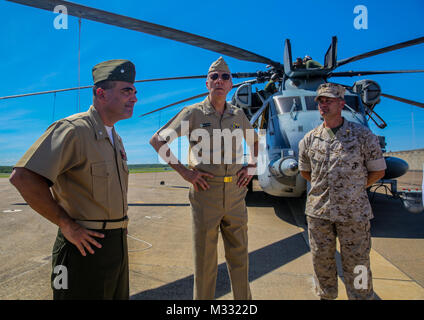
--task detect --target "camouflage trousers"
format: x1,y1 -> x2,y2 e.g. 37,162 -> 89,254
307,216 -> 374,300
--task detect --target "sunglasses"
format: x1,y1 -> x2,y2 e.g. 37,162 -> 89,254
209,73 -> 231,81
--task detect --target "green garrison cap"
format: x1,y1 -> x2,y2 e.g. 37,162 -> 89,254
208,56 -> 231,74
92,59 -> 136,85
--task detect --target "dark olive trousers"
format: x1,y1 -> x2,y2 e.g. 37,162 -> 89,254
51,228 -> 129,300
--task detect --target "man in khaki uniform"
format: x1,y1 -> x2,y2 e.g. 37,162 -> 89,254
298,83 -> 386,300
9,59 -> 138,299
150,57 -> 258,300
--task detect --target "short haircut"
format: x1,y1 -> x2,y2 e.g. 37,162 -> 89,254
93,80 -> 116,96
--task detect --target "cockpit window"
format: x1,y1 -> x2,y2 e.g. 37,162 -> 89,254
274,96 -> 302,114
344,95 -> 360,112
305,96 -> 318,110
305,95 -> 361,112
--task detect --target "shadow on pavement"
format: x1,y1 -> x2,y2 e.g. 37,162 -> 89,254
370,193 -> 424,239
131,233 -> 309,300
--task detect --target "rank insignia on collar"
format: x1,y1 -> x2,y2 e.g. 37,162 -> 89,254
200,123 -> 211,128
120,149 -> 127,161
232,122 -> 240,129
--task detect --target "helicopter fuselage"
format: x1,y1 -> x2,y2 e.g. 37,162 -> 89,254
229,73 -> 412,199
254,79 -> 369,197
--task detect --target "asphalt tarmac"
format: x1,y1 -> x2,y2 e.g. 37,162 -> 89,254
0,172 -> 423,300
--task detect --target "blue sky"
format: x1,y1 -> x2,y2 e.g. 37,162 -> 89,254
1,0 -> 423,165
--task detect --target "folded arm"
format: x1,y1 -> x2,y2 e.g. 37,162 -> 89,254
9,168 -> 104,256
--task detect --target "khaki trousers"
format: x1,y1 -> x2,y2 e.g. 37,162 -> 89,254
189,178 -> 252,300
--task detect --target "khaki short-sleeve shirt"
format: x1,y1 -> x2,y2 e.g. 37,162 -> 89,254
15,105 -> 129,221
298,119 -> 386,222
156,97 -> 258,177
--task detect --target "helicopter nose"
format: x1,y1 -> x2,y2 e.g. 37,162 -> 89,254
270,158 -> 299,177
281,158 -> 299,176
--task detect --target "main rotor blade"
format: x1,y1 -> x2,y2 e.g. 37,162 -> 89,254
337,36 -> 424,67
139,92 -> 209,118
136,75 -> 206,83
138,82 -> 246,118
381,93 -> 424,109
0,73 -> 258,100
140,73 -> 260,81
0,77 -> 205,100
7,0 -> 280,67
0,85 -> 93,100
329,69 -> 424,77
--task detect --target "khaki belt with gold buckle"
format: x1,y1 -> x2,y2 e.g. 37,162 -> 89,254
207,176 -> 236,183
75,216 -> 129,230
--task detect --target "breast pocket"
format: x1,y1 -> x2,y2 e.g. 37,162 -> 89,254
339,140 -> 364,173
121,160 -> 129,192
91,162 -> 110,205
309,149 -> 327,180
310,149 -> 326,166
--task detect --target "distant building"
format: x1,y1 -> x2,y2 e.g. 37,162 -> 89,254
384,148 -> 424,171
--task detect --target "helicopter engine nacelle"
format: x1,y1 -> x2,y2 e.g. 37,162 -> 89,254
232,83 -> 252,110
269,157 -> 299,178
352,79 -> 381,106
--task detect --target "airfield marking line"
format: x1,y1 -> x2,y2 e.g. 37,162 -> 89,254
289,204 -> 424,300
335,243 -> 424,300
369,248 -> 424,299
0,261 -> 49,286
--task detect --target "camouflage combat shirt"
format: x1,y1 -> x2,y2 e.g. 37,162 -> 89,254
298,118 -> 386,222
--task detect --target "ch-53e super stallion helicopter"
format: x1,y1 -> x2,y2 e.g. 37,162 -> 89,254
4,0 -> 424,213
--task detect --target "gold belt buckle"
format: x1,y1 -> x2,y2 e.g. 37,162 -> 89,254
223,176 -> 232,183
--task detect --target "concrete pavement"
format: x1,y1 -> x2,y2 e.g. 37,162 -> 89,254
0,172 -> 423,300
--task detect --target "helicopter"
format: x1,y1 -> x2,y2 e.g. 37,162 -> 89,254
229,37 -> 423,199
3,0 -> 424,212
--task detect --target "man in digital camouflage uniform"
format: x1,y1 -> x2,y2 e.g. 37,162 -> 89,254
10,59 -> 137,299
150,57 -> 258,300
298,83 -> 386,300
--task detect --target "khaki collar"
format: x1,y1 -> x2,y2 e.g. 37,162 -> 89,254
88,105 -> 109,141
202,97 -> 235,117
